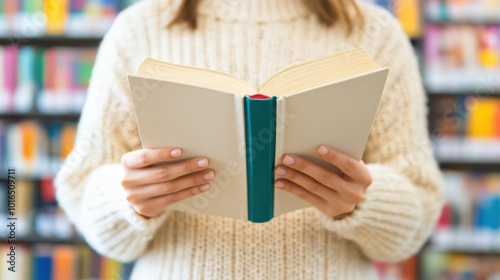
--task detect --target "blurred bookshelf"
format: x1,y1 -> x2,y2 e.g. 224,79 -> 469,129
0,1 -> 139,280
421,0 -> 500,279
0,0 -> 499,279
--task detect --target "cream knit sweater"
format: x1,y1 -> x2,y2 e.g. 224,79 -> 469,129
54,0 -> 444,279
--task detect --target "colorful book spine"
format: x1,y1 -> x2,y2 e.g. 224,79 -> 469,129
70,0 -> 86,13
432,171 -> 500,251
430,96 -> 500,161
467,97 -> 498,138
426,0 -> 500,21
0,47 -> 6,112
100,0 -> 120,16
1,121 -> 76,177
0,245 -> 31,280
45,0 -> 69,35
0,46 -> 96,114
423,250 -> 500,279
395,0 -> 421,38
4,46 -> 19,112
424,25 -> 500,92
244,95 -> 277,223
53,246 -> 76,280
16,47 -> 36,113
0,244 -> 133,280
3,0 -> 17,21
33,245 -> 53,280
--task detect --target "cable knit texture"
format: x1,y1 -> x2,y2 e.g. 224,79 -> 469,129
54,0 -> 444,279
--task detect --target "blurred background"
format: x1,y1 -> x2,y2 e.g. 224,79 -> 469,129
0,0 -> 499,279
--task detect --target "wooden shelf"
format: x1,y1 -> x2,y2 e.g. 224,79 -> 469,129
0,36 -> 102,47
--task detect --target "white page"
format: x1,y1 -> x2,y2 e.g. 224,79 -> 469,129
128,75 -> 248,219
273,68 -> 389,216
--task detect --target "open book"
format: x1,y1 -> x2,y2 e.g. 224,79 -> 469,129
128,48 -> 389,223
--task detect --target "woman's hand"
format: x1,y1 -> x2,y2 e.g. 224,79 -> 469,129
274,145 -> 372,219
120,147 -> 215,218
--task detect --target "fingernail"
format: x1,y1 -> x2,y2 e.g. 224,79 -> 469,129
318,145 -> 328,155
198,159 -> 209,168
283,155 -> 294,165
274,181 -> 284,188
275,167 -> 286,175
204,171 -> 215,180
171,148 -> 182,157
199,184 -> 210,191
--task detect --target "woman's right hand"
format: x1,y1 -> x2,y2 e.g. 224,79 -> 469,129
120,147 -> 214,218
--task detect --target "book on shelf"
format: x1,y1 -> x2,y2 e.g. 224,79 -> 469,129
426,0 -> 500,22
129,48 -> 389,223
359,0 -> 421,38
422,249 -> 500,279
0,46 -> 96,114
0,243 -> 132,280
425,25 -> 500,92
0,0 -> 136,37
0,177 -> 75,240
35,177 -> 74,239
432,171 -> 500,251
0,121 -> 77,178
0,245 -> 31,280
429,95 -> 500,162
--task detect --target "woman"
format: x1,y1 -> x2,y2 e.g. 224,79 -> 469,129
55,0 -> 444,279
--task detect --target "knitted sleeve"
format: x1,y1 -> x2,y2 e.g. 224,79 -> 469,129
54,8 -> 170,262
317,8 -> 445,263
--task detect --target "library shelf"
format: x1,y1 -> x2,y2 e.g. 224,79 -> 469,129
0,36 -> 103,47
438,161 -> 500,170
423,247 -> 500,255
425,18 -> 500,25
427,90 -> 500,96
8,236 -> 85,245
0,112 -> 81,121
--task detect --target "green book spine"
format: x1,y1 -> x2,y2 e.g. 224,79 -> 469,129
244,95 -> 277,223
23,0 -> 34,13
34,48 -> 44,90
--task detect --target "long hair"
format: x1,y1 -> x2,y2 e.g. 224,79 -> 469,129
169,0 -> 365,34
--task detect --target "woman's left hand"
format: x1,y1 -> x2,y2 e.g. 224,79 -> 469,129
274,145 -> 372,219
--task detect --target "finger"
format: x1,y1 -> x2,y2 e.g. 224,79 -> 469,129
126,169 -> 215,202
121,147 -> 183,168
274,165 -> 338,199
316,145 -> 372,185
133,184 -> 210,217
280,154 -> 344,190
121,157 -> 210,187
274,179 -> 331,213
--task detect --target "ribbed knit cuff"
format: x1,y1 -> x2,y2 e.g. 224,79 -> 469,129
317,164 -> 423,262
82,164 -> 171,238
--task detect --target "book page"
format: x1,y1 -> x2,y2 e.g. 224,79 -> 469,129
273,69 -> 389,217
128,75 -> 248,219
